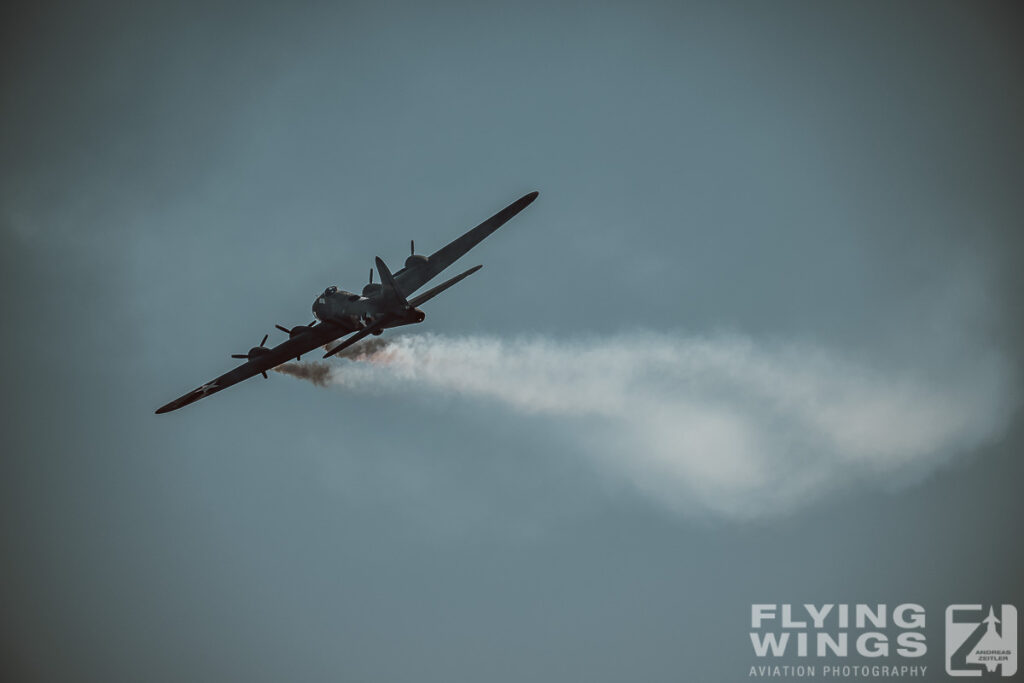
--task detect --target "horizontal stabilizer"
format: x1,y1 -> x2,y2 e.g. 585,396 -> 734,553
322,324 -> 384,359
409,265 -> 482,307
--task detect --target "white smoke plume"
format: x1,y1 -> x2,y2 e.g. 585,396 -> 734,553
276,332 -> 1015,518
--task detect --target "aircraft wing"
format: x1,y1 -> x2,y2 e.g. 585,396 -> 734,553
155,322 -> 353,414
393,191 -> 537,297
157,260 -> 492,410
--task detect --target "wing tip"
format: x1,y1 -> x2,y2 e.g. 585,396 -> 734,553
155,387 -> 206,414
506,190 -> 539,216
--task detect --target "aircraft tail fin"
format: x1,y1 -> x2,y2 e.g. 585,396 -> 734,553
374,256 -> 411,307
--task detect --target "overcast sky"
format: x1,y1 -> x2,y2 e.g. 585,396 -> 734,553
2,2 -> 1022,681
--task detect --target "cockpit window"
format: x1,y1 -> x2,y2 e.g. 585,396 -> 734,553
324,286 -> 338,296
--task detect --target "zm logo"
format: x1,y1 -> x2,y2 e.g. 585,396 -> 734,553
946,605 -> 1017,677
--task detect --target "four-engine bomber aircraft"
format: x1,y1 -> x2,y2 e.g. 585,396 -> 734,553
155,191 -> 538,414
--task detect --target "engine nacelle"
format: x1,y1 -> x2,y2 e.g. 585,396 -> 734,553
405,254 -> 428,269
247,346 -> 271,361
362,283 -> 383,297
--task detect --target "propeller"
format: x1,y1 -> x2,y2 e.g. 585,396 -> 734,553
411,239 -> 415,256
369,268 -> 374,284
231,333 -> 272,377
273,321 -> 316,360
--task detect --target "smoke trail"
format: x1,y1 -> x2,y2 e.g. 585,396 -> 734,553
278,332 -> 1014,518
274,361 -> 334,386
274,337 -> 393,385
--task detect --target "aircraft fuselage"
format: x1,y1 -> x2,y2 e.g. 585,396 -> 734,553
312,286 -> 425,331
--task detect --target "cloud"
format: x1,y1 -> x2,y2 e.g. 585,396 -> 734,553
276,331 -> 1015,518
